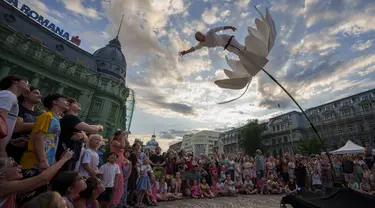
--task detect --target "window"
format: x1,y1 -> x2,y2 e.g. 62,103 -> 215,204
325,113 -> 332,120
341,109 -> 351,116
283,136 -> 288,143
273,126 -> 276,132
361,95 -> 370,101
333,103 -> 337,108
318,108 -> 321,112
277,125 -> 280,131
109,103 -> 119,118
277,138 -> 282,144
281,124 -> 285,130
91,99 -> 103,113
362,103 -> 373,112
272,139 -> 276,145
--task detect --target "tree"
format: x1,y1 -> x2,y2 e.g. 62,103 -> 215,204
240,119 -> 265,156
298,137 -> 326,156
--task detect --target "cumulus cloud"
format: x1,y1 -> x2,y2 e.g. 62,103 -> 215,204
201,7 -> 220,25
351,40 -> 373,52
59,0 -> 103,20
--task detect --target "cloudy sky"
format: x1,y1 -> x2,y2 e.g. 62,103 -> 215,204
15,0 -> 375,149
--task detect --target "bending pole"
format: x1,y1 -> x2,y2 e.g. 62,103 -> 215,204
261,68 -> 336,181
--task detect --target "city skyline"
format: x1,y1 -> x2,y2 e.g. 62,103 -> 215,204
11,0 -> 375,140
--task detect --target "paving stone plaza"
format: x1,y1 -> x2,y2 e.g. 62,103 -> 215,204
161,195 -> 283,208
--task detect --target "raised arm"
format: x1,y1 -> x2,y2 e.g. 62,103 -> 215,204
0,149 -> 73,196
208,26 -> 237,33
178,47 -> 196,57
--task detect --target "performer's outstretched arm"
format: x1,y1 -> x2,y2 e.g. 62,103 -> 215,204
178,47 -> 196,56
209,26 -> 237,33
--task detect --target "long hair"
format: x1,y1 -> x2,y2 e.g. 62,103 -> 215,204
79,177 -> 100,199
24,192 -> 62,208
50,171 -> 80,196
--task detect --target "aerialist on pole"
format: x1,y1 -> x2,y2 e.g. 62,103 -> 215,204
178,26 -> 245,57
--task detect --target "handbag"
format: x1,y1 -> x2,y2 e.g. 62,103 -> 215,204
0,114 -> 8,139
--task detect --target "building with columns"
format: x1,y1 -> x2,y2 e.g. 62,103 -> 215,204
216,89 -> 375,156
0,1 -> 135,139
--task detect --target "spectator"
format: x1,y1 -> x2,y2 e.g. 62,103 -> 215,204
75,177 -> 105,208
23,191 -> 67,208
51,171 -> 87,208
0,75 -> 30,157
56,98 -> 103,171
0,149 -> 73,208
20,94 -> 69,170
79,134 -> 103,178
7,86 -> 41,163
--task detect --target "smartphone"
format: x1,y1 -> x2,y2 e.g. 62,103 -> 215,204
62,143 -> 67,151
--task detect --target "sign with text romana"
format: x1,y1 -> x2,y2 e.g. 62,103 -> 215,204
4,0 -> 81,46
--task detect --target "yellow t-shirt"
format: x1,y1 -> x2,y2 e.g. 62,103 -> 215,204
20,112 -> 61,169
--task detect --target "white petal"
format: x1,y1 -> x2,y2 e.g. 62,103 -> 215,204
245,33 -> 268,57
239,50 -> 269,75
255,18 -> 270,50
248,27 -> 266,43
225,56 -> 248,75
266,8 -> 277,50
223,69 -> 247,79
214,77 -> 251,90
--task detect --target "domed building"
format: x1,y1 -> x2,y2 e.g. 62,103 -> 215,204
144,134 -> 159,151
0,1 -> 135,140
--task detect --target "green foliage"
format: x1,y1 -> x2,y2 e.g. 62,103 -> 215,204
298,137 -> 325,156
240,119 -> 265,156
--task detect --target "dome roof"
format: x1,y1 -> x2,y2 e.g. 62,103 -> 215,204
93,37 -> 127,81
146,140 -> 159,147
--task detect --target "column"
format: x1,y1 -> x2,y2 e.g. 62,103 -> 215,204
56,83 -> 66,94
30,74 -> 44,87
0,65 -> 11,80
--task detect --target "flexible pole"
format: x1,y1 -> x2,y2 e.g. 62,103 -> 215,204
261,68 -> 336,181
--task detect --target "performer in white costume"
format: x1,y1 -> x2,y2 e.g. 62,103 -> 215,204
178,6 -> 277,104
178,26 -> 245,57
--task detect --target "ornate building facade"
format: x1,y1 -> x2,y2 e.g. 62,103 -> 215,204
216,89 -> 375,156
0,1 -> 135,139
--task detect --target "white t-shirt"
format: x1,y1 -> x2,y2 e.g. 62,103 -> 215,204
79,148 -> 99,178
156,182 -> 168,193
194,27 -> 232,50
99,162 -> 121,188
0,90 -> 19,145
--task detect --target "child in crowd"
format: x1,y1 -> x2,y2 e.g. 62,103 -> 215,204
136,158 -> 152,207
234,176 -> 244,194
120,156 -> 132,208
51,171 -> 87,208
348,176 -> 359,191
75,177 -> 105,208
79,134 -> 102,179
174,172 -> 182,196
258,176 -> 268,195
311,168 -> 322,191
285,178 -> 298,195
99,152 -> 121,208
209,163 -> 219,182
191,180 -> 201,198
224,174 -> 236,196
243,175 -> 258,194
266,174 -> 282,194
24,192 -> 67,208
360,177 -> 371,193
157,175 -> 179,201
147,174 -> 158,206
200,178 -> 214,198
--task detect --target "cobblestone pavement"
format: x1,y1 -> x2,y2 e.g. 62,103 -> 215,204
159,195 -> 283,208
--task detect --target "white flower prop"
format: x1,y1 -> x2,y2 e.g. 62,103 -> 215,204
214,6 -> 277,104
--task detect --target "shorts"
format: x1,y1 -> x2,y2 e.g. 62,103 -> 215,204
98,187 -> 113,202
